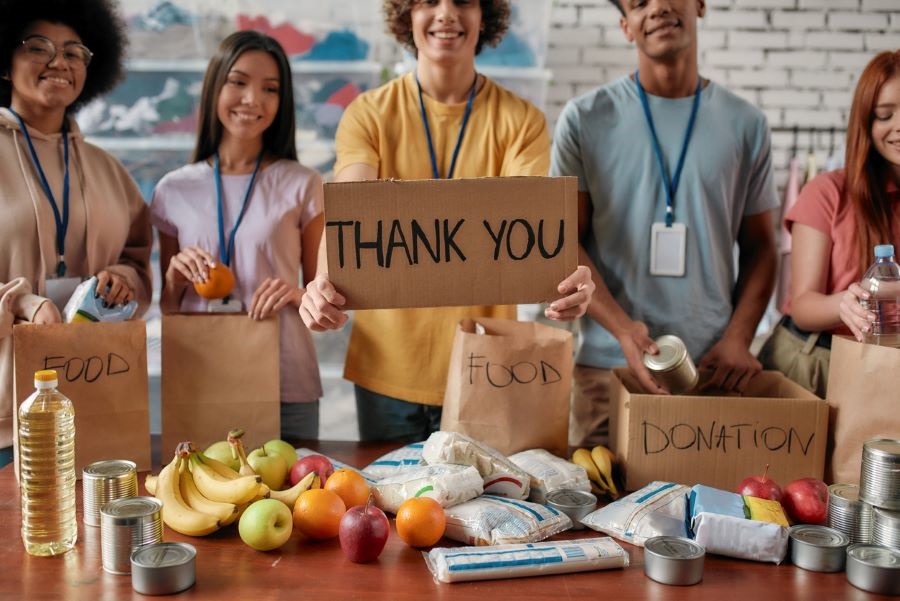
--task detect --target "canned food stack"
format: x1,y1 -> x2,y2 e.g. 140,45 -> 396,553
82,460 -> 138,527
827,484 -> 873,544
857,439 -> 900,550
871,508 -> 900,550
100,497 -> 163,575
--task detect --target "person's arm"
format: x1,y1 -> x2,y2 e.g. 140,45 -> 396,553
789,223 -> 845,331
99,177 -> 153,313
699,209 -> 777,391
157,233 -> 216,314
1,277 -> 60,338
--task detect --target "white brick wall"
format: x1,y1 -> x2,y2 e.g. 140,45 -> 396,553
547,0 -> 899,182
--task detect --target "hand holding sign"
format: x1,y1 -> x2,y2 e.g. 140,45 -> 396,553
544,265 -> 594,321
299,274 -> 348,332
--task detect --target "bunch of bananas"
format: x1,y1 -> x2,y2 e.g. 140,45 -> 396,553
571,445 -> 620,500
145,442 -> 318,537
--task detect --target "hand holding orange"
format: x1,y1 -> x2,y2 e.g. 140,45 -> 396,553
194,263 -> 235,299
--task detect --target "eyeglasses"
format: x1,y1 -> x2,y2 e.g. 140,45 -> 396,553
18,35 -> 93,69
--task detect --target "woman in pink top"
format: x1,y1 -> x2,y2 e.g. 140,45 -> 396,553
150,31 -> 325,439
759,50 -> 900,396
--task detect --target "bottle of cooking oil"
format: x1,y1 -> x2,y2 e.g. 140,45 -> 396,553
18,369 -> 76,556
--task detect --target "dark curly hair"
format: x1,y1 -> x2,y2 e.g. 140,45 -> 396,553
383,0 -> 510,56
0,0 -> 127,113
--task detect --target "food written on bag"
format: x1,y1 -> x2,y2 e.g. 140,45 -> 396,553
580,481 -> 690,546
443,495 -> 572,546
508,448 -> 591,504
422,431 -> 530,499
371,464 -> 483,514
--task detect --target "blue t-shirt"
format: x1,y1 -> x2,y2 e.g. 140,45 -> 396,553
550,76 -> 778,368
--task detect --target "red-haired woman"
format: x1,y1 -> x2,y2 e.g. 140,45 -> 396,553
759,50 -> 900,397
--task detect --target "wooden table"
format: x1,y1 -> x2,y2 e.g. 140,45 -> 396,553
0,441 -> 893,600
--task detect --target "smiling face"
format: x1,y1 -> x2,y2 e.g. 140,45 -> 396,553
871,74 -> 900,180
411,0 -> 483,66
215,49 -> 280,144
9,20 -> 88,120
619,0 -> 705,62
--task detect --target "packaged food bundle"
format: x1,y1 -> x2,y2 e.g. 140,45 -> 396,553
295,448 -> 378,485
363,442 -> 425,479
580,481 -> 690,546
689,484 -> 789,564
63,276 -> 138,323
424,537 -> 629,583
422,431 -> 530,499
372,464 -> 483,514
443,494 -> 572,546
508,448 -> 590,504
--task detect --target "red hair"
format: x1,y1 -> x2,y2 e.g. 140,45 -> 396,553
845,50 -> 900,274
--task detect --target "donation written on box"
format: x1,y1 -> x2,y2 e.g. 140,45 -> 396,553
609,369 -> 828,492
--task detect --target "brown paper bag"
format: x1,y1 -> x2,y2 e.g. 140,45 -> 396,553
441,317 -> 573,457
13,320 -> 150,476
826,336 -> 900,484
161,314 -> 279,460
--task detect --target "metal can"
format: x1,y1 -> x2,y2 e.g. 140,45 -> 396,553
642,335 -> 699,394
131,542 -> 197,595
828,483 -> 873,544
859,439 -> 900,510
643,536 -> 705,586
872,507 -> 900,550
545,489 -> 597,531
82,460 -> 138,527
845,543 -> 900,596
100,496 -> 163,575
788,524 -> 849,572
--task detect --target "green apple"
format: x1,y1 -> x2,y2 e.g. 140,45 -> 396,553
238,499 -> 293,551
248,447 -> 289,490
263,439 -> 298,476
203,440 -> 240,472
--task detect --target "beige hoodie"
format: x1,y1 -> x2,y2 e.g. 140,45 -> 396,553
0,108 -> 151,449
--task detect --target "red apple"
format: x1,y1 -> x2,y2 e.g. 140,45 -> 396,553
338,498 -> 390,563
736,464 -> 783,503
289,454 -> 334,486
782,477 -> 828,525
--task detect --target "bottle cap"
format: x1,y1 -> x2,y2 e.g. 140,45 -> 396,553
34,369 -> 58,388
874,244 -> 894,258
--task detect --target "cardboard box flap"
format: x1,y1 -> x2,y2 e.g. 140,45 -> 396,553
614,369 -> 819,401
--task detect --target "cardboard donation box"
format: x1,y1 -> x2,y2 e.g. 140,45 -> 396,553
324,176 -> 578,309
13,321 -> 151,475
610,369 -> 828,492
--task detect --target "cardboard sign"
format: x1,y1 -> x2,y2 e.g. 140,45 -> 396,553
324,176 -> 578,309
13,321 -> 151,476
610,369 -> 828,492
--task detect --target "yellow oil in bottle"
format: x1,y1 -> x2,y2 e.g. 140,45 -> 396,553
18,369 -> 77,556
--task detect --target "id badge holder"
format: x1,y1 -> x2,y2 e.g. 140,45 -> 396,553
649,222 -> 686,277
207,297 -> 243,313
45,276 -> 83,311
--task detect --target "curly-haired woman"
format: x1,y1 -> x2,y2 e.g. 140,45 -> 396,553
0,0 -> 152,465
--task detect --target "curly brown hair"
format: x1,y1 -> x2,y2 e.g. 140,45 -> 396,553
383,0 -> 510,55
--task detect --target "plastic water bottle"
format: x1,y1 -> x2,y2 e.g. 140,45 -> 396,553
860,244 -> 900,348
18,369 -> 77,556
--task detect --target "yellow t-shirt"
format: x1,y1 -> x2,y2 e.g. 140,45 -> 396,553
335,73 -> 550,406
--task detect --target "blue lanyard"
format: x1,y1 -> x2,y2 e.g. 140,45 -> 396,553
214,152 -> 263,267
10,108 -> 70,276
416,72 -> 478,179
635,71 -> 702,227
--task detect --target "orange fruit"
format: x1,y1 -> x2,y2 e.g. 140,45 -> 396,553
193,263 -> 235,299
292,488 -> 346,540
324,469 -> 370,509
395,497 -> 446,548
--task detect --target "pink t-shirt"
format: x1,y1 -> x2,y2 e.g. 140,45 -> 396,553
784,169 -> 900,333
150,159 -> 324,403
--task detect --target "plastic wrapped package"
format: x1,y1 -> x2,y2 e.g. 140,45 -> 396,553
580,481 -> 690,546
422,431 -> 530,499
424,537 -> 629,583
363,442 -> 425,480
443,495 -> 572,546
372,464 -> 483,514
63,277 -> 138,323
508,448 -> 590,504
295,448 -> 378,485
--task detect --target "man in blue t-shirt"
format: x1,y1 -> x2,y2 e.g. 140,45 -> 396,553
551,0 -> 778,447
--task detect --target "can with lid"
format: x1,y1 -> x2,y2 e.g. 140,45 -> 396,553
788,524 -> 849,572
859,438 -> 900,510
100,496 -> 163,574
83,460 -> 138,527
131,542 -> 197,595
642,335 -> 699,395
545,489 -> 597,531
643,536 -> 705,586
872,507 -> 900,550
828,483 -> 873,544
845,543 -> 900,596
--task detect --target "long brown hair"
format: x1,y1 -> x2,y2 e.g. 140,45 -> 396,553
846,50 -> 900,274
192,30 -> 297,164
